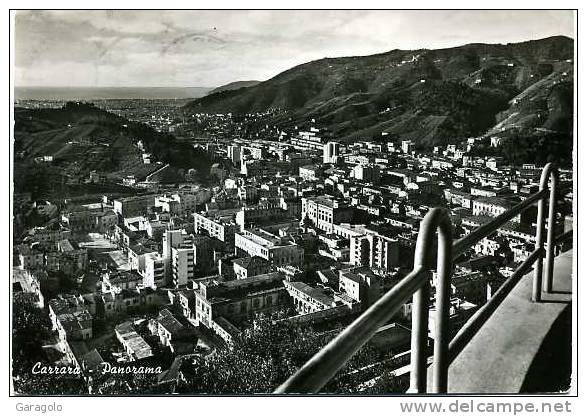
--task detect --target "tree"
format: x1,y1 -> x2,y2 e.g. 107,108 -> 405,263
176,319 -> 403,394
12,293 -> 87,395
301,214 -> 313,231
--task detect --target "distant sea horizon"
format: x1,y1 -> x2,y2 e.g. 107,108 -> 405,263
14,86 -> 212,100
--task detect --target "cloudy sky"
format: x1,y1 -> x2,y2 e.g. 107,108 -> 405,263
14,10 -> 575,88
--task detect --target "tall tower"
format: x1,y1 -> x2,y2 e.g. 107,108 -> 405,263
323,141 -> 340,164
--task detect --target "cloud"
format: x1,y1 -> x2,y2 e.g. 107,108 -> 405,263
13,10 -> 575,88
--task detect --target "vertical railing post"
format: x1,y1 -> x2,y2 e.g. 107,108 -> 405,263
532,199 -> 545,301
432,220 -> 453,394
532,163 -> 556,302
408,208 -> 453,394
544,167 -> 559,294
408,277 -> 430,393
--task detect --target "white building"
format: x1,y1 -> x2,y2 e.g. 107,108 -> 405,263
194,210 -> 238,248
353,164 -> 380,183
162,230 -> 193,285
171,246 -> 194,287
472,197 -> 520,223
350,229 -> 400,271
235,228 -> 304,267
401,140 -> 414,154
301,196 -> 353,233
323,141 -> 340,164
142,253 -> 165,288
227,145 -> 241,165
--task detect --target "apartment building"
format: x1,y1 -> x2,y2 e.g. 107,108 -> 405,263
171,246 -> 194,287
291,128 -> 325,151
61,206 -> 118,233
301,196 -> 353,233
99,287 -> 156,318
338,267 -> 394,309
353,164 -> 380,183
232,256 -> 271,280
323,141 -> 341,164
283,281 -> 341,314
193,209 -> 239,248
48,294 -> 93,342
194,272 -> 288,341
128,243 -> 158,272
161,229 -> 193,286
148,309 -> 195,353
155,189 -> 211,217
235,200 -> 291,230
234,228 -> 304,267
472,197 -> 520,222
299,165 -> 323,181
27,226 -> 71,246
113,195 -> 156,217
350,227 -> 400,271
143,253 -> 165,288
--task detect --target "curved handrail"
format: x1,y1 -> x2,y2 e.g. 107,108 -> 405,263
409,208 -> 452,393
273,266 -> 429,393
533,162 -> 559,301
274,209 -> 453,394
274,164 -> 564,394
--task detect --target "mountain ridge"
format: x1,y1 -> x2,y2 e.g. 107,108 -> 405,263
184,36 -> 573,150
208,80 -> 261,95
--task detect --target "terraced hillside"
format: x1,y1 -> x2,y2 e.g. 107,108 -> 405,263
14,102 -> 212,199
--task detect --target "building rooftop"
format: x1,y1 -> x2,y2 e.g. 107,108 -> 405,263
58,310 -> 93,332
108,270 -> 143,284
115,321 -> 153,360
305,195 -> 337,208
232,256 -> 270,270
201,272 -> 285,303
240,228 -> 285,248
49,294 -> 87,315
214,316 -> 242,338
129,244 -> 158,256
99,250 -> 131,271
475,197 -> 516,208
286,281 -> 336,307
12,268 -> 40,294
155,309 -> 185,335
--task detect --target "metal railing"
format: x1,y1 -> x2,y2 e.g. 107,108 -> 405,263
274,163 -> 571,394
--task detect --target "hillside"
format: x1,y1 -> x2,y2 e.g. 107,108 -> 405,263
185,36 -> 574,149
14,102 -> 212,199
208,80 -> 261,95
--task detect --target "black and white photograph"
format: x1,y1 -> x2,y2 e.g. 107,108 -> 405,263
8,8 -> 577,400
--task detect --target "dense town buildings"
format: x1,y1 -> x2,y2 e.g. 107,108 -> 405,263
12,107 -> 572,394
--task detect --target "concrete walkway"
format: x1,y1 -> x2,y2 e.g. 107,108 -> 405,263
445,250 -> 573,393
